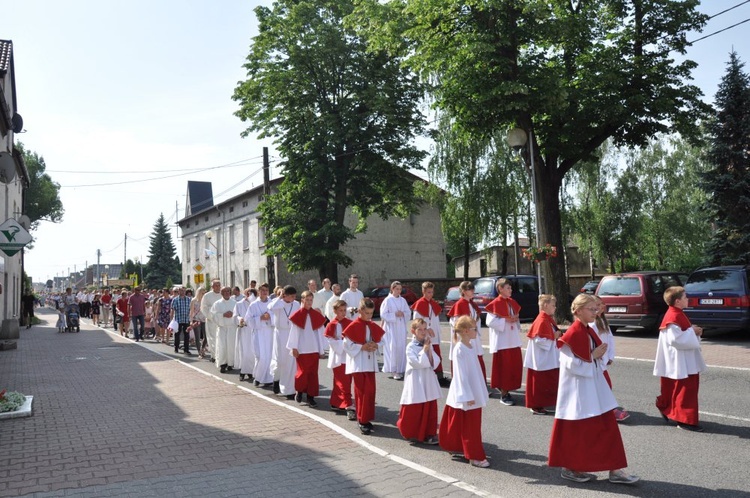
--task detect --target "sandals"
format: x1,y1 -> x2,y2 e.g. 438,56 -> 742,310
470,459 -> 490,468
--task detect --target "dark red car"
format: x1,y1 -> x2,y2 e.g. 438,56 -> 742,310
443,286 -> 460,312
363,285 -> 419,317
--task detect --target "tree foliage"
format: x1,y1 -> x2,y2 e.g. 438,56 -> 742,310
702,52 -> 750,265
233,0 -> 426,283
356,0 -> 709,321
17,142 -> 64,231
144,214 -> 181,288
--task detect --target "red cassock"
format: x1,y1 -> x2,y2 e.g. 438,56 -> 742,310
412,298 -> 444,375
547,320 -> 627,472
447,299 -> 486,379
289,308 -> 327,396
397,401 -> 438,441
439,407 -> 486,461
342,318 -> 385,424
485,297 -> 522,391
655,307 -> 700,425
325,317 -> 353,409
525,312 -> 559,408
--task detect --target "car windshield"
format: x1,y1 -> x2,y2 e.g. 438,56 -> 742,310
598,277 -> 641,296
446,288 -> 460,300
473,279 -> 496,295
686,270 -> 745,293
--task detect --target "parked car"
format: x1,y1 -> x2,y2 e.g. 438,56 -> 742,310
595,271 -> 686,332
684,265 -> 750,331
443,286 -> 461,313
472,275 -> 541,323
363,285 -> 419,317
580,279 -> 601,294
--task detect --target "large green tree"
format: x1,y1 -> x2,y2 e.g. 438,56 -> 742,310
144,214 -> 181,288
357,0 -> 709,321
17,143 -> 64,231
702,52 -> 750,265
233,0 -> 426,283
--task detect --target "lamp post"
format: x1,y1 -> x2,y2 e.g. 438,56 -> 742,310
205,230 -> 220,282
507,127 -> 543,294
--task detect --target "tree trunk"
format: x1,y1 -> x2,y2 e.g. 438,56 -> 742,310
535,157 -> 571,323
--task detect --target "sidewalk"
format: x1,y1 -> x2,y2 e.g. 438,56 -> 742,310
0,309 -> 479,498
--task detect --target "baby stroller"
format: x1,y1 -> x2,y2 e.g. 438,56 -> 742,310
66,304 -> 81,333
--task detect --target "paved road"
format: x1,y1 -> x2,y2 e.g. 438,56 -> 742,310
2,310 -> 749,497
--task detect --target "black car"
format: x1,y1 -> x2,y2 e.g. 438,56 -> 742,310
684,266 -> 750,331
472,275 -> 541,323
580,280 -> 601,295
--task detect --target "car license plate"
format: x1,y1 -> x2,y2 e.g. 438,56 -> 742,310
699,298 -> 723,305
608,306 -> 627,313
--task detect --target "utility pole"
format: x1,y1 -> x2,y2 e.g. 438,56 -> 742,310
124,233 -> 127,278
96,249 -> 101,287
263,147 -> 275,288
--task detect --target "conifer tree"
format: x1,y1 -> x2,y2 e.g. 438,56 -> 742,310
144,214 -> 181,288
702,52 -> 750,265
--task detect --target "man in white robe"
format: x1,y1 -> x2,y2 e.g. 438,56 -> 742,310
210,286 -> 236,373
200,280 -> 222,361
340,274 -> 364,319
234,288 -> 255,381
269,285 -> 300,396
249,284 -> 274,386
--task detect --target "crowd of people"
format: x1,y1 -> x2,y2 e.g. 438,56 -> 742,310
42,274 -> 708,485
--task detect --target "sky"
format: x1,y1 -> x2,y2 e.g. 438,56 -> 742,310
1,0 -> 749,284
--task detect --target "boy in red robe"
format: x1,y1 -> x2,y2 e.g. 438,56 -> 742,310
288,291 -> 327,408
342,298 -> 385,435
324,300 -> 354,418
411,281 -> 448,386
484,279 -> 522,405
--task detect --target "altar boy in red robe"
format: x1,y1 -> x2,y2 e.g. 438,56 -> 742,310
446,281 -> 486,379
324,300 -> 354,418
342,298 -> 385,435
411,281 -> 448,386
484,278 -> 523,405
288,291 -> 327,408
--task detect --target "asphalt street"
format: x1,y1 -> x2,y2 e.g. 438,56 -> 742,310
137,320 -> 750,498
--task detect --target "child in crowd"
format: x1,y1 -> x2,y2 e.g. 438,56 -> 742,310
439,315 -> 490,468
447,281 -> 486,379
397,318 -> 442,445
524,294 -> 560,415
56,303 -> 66,333
325,300 -> 355,419
591,296 -> 630,422
288,291 -> 327,408
411,281 -> 449,386
654,286 -> 706,432
145,300 -> 156,340
342,298 -> 385,435
548,293 -> 638,484
485,278 -> 523,406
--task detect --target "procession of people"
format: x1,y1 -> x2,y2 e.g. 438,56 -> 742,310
40,274 -> 713,487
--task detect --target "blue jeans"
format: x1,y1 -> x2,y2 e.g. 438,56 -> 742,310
131,315 -> 145,341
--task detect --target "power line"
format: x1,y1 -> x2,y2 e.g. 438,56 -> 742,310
688,17 -> 750,46
48,156 -> 263,174
707,1 -> 750,20
60,157 -> 267,188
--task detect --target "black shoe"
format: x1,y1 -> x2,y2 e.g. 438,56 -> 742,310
184,351 -> 192,355
346,410 -> 357,421
295,392 -> 303,403
359,424 -> 371,435
239,374 -> 245,381
225,366 -> 233,373
254,380 -> 260,387
220,365 -> 227,373
438,376 -> 452,387
678,423 -> 705,432
246,375 -> 254,381
307,396 -> 317,408
273,381 -> 280,394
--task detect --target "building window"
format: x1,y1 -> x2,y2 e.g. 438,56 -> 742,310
259,267 -> 267,284
258,225 -> 266,247
215,228 -> 222,256
195,237 -> 200,260
242,220 -> 249,250
229,227 -> 235,253
229,206 -> 234,213
243,269 -> 249,288
186,238 -> 191,261
230,271 -> 236,288
242,201 -> 248,208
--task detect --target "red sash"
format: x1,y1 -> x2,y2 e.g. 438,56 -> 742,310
342,317 -> 385,344
325,317 -> 352,339
289,307 -> 327,330
557,320 -> 600,362
447,298 -> 480,318
527,312 -> 557,340
412,297 -> 442,317
484,296 -> 521,317
660,306 -> 691,331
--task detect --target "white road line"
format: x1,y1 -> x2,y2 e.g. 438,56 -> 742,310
94,321 -> 500,498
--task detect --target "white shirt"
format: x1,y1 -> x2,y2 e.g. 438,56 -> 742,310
399,340 -> 442,405
248,298 -> 273,333
343,323 -> 380,374
325,294 -> 342,321
313,289 -> 333,314
555,342 -> 618,420
445,341 -> 489,411
589,321 -> 615,371
340,288 -> 364,319
210,298 -> 236,329
201,291 -> 222,324
486,310 -> 522,353
326,321 -> 347,369
653,324 -> 706,379
523,336 -> 559,371
412,304 -> 442,344
287,315 -> 325,355
269,298 -> 300,330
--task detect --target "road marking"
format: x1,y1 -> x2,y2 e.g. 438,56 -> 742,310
615,355 -> 750,372
92,321 -> 500,498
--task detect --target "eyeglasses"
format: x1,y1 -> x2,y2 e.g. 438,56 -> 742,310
584,307 -> 599,313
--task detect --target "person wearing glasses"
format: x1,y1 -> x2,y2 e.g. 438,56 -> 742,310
548,293 -> 639,485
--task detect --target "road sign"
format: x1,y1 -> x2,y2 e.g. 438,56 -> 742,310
193,263 -> 204,273
193,274 -> 204,284
0,218 -> 32,256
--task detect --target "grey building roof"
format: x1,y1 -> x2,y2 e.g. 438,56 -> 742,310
185,181 -> 214,217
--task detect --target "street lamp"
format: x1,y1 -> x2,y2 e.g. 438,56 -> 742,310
507,127 -> 543,294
